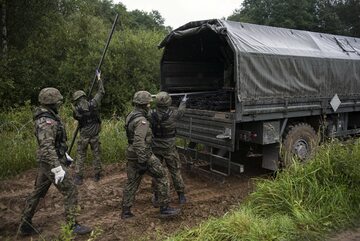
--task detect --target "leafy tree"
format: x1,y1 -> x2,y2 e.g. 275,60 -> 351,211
331,0 -> 360,37
0,0 -> 168,115
128,9 -> 166,31
228,0 -> 360,37
1,0 -> 7,56
228,0 -> 317,30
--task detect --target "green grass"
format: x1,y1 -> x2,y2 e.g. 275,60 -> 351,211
0,103 -> 128,179
167,140 -> 360,241
2,106 -> 360,240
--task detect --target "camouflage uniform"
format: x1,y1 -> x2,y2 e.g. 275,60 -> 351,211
121,91 -> 180,219
20,88 -> 79,232
73,79 -> 105,179
150,92 -> 186,196
122,108 -> 169,208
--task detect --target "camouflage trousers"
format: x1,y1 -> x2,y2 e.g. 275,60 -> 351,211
122,155 -> 170,208
152,146 -> 185,194
75,134 -> 102,177
21,162 -> 78,224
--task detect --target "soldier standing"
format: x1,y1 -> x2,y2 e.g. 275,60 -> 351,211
150,92 -> 187,206
121,91 -> 180,219
72,70 -> 105,185
19,88 -> 91,236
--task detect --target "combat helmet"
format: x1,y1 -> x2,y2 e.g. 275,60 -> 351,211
73,90 -> 86,101
156,91 -> 172,107
133,91 -> 152,105
38,87 -> 63,105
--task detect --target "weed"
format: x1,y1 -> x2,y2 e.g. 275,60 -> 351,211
0,104 -> 128,179
168,140 -> 360,241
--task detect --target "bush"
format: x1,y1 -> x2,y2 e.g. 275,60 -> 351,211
0,104 -> 128,179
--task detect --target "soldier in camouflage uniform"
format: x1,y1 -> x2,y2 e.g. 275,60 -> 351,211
72,70 -> 105,184
19,88 -> 91,236
150,92 -> 187,206
121,91 -> 180,219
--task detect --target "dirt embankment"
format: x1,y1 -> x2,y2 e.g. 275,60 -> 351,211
0,163 -> 267,240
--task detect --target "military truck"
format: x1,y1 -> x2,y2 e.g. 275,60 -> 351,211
158,19 -> 360,175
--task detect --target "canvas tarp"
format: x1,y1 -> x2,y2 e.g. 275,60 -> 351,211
159,20 -> 360,101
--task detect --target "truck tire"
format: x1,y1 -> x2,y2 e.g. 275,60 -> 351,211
281,123 -> 319,168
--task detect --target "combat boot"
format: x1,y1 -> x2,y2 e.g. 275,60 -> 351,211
19,221 -> 38,236
178,192 -> 187,205
72,223 -> 92,235
160,205 -> 180,218
152,192 -> 160,208
121,206 -> 135,219
94,173 -> 101,182
74,174 -> 83,185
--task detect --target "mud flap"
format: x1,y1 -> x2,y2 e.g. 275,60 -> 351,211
262,143 -> 279,171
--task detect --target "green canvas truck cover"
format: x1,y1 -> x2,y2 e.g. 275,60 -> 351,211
159,19 -> 360,102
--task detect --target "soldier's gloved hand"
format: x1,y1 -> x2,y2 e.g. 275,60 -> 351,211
51,166 -> 66,184
136,162 -> 148,175
96,69 -> 101,81
65,152 -> 74,167
181,94 -> 188,102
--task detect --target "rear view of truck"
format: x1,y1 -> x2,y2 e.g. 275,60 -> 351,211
158,19 -> 360,175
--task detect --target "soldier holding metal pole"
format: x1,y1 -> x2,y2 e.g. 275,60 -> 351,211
150,92 -> 188,207
72,70 -> 105,184
68,14 -> 118,184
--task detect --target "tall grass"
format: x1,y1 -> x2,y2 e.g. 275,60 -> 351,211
168,140 -> 360,241
0,103 -> 128,179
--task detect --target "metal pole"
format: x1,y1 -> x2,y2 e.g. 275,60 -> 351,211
68,13 -> 119,155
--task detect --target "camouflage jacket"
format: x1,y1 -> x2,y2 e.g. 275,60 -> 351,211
125,107 -> 152,163
73,79 -> 105,137
33,106 -> 67,167
150,100 -> 186,149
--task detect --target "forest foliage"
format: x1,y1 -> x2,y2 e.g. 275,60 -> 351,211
1,0 -> 360,116
0,0 -> 168,115
228,0 -> 360,37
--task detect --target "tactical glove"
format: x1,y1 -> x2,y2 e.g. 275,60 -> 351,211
136,162 -> 148,175
65,152 -> 74,167
181,94 -> 188,102
96,69 -> 101,81
51,166 -> 66,184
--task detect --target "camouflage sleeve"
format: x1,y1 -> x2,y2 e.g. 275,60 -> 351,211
147,110 -> 153,125
174,100 -> 186,119
72,105 -> 81,121
132,117 -> 151,163
92,79 -> 105,108
36,118 -> 61,167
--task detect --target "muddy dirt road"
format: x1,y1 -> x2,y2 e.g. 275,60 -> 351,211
0,162 -> 268,240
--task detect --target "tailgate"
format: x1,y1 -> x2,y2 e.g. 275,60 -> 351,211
176,109 -> 236,151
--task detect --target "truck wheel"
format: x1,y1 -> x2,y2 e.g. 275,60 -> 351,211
281,123 -> 319,167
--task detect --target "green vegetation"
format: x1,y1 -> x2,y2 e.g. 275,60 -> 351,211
228,0 -> 360,37
0,104 -> 128,179
167,140 -> 360,241
1,0 -> 360,240
1,0 -> 167,115
0,102 -> 36,177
